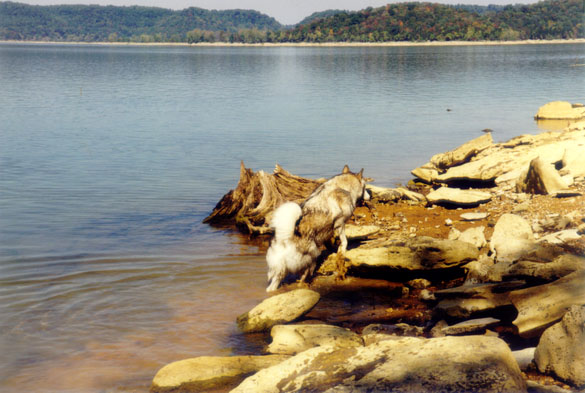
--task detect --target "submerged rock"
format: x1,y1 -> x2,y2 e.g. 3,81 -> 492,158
535,305 -> 585,388
236,289 -> 320,333
231,336 -> 526,393
151,355 -> 288,392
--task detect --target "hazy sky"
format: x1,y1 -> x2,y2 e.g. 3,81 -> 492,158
19,0 -> 538,25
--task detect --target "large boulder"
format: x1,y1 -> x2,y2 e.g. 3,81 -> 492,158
151,355 -> 288,392
237,289 -> 320,333
327,236 -> 479,272
509,269 -> 585,338
516,156 -> 569,195
231,336 -> 526,393
426,187 -> 492,207
490,214 -> 537,263
535,305 -> 585,388
267,324 -> 363,355
534,101 -> 585,120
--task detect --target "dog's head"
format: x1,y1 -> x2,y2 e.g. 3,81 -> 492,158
341,165 -> 370,202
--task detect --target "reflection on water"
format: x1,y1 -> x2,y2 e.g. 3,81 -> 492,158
0,245 -> 269,393
536,118 -> 580,132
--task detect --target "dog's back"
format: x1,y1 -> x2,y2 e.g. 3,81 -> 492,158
265,166 -> 369,291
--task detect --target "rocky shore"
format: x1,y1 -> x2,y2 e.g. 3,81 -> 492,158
152,103 -> 585,393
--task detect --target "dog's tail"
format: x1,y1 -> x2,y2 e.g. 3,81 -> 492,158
270,202 -> 302,242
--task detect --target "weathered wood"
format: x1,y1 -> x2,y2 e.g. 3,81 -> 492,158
203,162 -> 322,233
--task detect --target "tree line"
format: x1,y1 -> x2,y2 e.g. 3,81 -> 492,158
0,0 -> 582,43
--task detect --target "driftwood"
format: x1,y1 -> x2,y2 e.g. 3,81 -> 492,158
203,162 -> 322,234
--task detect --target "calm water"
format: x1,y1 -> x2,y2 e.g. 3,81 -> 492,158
1,42 -> 584,392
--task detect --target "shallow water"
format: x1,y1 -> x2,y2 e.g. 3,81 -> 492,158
0,42 -> 584,392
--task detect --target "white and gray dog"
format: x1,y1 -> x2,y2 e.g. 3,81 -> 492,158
266,165 -> 370,292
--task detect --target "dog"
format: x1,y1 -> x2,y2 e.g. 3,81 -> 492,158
266,165 -> 370,292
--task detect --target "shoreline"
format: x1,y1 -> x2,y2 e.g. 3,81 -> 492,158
1,38 -> 584,48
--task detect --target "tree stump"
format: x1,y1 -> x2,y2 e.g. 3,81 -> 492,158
203,162 -> 322,234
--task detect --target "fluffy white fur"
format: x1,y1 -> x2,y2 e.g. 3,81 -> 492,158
265,166 -> 369,292
266,202 -> 309,292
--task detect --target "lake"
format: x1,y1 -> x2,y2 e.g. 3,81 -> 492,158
0,42 -> 584,392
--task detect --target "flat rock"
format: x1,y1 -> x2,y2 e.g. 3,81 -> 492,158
436,295 -> 511,318
236,289 -> 320,333
441,317 -> 500,335
426,187 -> 492,207
344,224 -> 380,240
537,229 -> 582,245
509,269 -> 585,338
151,355 -> 288,392
232,336 -> 526,393
490,213 -> 537,263
430,133 -> 493,169
267,324 -> 363,355
330,236 -> 479,272
366,184 -> 402,202
534,101 -> 585,120
503,254 -> 585,282
460,212 -> 489,221
535,305 -> 585,388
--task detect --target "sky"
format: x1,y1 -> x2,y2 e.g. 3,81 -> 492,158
18,0 -> 539,25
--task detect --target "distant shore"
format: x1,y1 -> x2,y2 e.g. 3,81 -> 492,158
1,38 -> 584,48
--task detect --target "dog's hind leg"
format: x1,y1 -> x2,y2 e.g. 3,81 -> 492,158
337,222 -> 348,254
266,266 -> 286,292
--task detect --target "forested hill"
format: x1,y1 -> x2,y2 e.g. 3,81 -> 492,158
0,0 -> 583,43
285,0 -> 583,42
0,2 -> 282,41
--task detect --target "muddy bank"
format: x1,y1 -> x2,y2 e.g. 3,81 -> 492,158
153,106 -> 585,393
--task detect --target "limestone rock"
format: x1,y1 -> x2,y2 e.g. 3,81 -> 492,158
366,184 -> 401,202
344,224 -> 380,241
237,289 -> 320,333
460,212 -> 489,221
441,317 -> 500,335
535,305 -> 585,388
231,336 -> 526,393
516,156 -> 569,195
361,323 -> 424,337
490,214 -> 537,263
509,269 -> 585,338
560,143 -> 585,177
534,101 -> 585,120
151,355 -> 288,392
459,226 -> 487,249
503,254 -> 585,282
267,324 -> 363,355
411,165 -> 438,183
426,187 -> 492,207
430,133 -> 493,169
434,281 -> 523,318
333,236 -> 479,272
435,294 -> 511,318
537,229 -> 582,245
